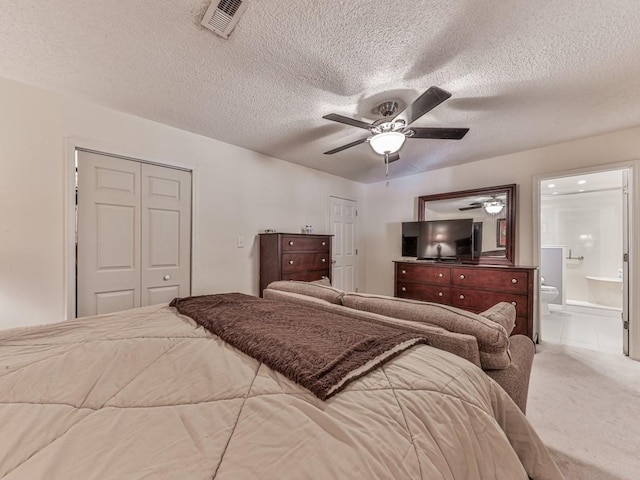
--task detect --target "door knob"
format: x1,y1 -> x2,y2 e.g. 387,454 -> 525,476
163,275 -> 171,281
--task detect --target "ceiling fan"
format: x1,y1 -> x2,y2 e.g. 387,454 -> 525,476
459,196 -> 505,214
459,201 -> 484,211
322,86 -> 469,164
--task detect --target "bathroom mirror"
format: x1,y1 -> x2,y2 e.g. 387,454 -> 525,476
418,184 -> 517,265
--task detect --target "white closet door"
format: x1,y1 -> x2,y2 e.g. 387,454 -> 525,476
77,152 -> 141,317
141,163 -> 191,306
77,151 -> 192,317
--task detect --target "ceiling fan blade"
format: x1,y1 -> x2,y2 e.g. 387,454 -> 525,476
410,127 -> 469,140
324,137 -> 368,155
394,86 -> 452,125
323,113 -> 373,130
459,205 -> 482,211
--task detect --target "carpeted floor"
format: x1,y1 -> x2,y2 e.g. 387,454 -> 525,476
526,342 -> 640,480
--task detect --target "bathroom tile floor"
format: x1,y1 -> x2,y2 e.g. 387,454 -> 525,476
540,308 -> 623,355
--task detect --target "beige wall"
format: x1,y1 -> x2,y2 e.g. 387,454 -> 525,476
0,77 -> 364,329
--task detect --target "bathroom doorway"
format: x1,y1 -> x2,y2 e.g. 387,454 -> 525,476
537,168 -> 629,355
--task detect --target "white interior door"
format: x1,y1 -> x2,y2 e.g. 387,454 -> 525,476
330,196 -> 357,291
77,152 -> 141,317
77,151 -> 191,317
141,163 -> 191,306
622,169 -> 630,356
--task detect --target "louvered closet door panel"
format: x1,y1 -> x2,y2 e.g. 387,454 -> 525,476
77,152 -> 141,317
141,163 -> 192,307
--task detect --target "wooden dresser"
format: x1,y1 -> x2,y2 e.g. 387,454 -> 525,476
394,261 -> 538,340
259,233 -> 332,296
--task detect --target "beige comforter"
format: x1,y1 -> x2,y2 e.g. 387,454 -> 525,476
0,303 -> 563,479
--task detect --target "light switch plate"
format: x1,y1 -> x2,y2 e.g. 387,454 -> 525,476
237,236 -> 244,248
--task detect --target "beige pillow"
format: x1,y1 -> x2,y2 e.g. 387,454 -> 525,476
341,293 -> 511,369
479,302 -> 516,335
265,280 -> 344,304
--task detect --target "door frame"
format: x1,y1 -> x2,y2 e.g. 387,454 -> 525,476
328,195 -> 359,292
532,160 -> 639,360
64,138 -> 197,319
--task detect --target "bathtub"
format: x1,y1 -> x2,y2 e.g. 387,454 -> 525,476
585,276 -> 623,309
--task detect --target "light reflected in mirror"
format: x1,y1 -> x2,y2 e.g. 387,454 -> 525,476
418,184 -> 516,265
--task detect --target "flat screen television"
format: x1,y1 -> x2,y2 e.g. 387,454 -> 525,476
402,219 -> 478,261
401,221 -> 421,257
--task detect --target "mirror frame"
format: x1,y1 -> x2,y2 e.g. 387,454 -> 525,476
417,184 -> 517,265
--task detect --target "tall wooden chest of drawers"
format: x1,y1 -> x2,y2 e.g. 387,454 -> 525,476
394,261 -> 538,341
259,233 -> 332,296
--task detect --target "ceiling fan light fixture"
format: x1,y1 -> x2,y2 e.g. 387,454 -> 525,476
483,200 -> 504,214
369,131 -> 406,155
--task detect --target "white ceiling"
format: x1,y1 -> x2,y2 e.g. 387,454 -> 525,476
2,0 -> 640,183
541,169 -> 624,196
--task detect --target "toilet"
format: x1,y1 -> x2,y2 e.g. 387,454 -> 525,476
540,277 -> 559,315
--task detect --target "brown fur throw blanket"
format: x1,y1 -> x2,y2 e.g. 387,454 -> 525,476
170,293 -> 429,400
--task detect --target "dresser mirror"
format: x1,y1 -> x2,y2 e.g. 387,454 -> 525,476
417,184 -> 516,265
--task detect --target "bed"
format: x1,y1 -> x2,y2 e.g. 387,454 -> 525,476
0,293 -> 563,479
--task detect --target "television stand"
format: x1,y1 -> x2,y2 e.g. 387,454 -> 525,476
393,260 -> 537,340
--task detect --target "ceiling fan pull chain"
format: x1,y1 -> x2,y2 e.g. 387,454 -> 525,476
385,153 -> 390,187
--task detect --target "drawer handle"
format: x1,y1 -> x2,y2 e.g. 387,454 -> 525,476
511,301 -> 517,306
401,269 -> 407,275
459,294 -> 465,300
438,273 -> 444,278
321,258 -> 326,263
438,292 -> 443,297
289,241 -> 294,246
401,287 -> 407,292
163,274 -> 171,281
511,278 -> 518,284
322,241 -> 326,246
459,274 -> 465,279
289,260 -> 294,265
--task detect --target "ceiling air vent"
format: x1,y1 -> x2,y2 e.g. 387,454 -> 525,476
201,0 -> 249,38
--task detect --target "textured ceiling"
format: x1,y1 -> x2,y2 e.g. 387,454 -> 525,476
2,0 -> 640,183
